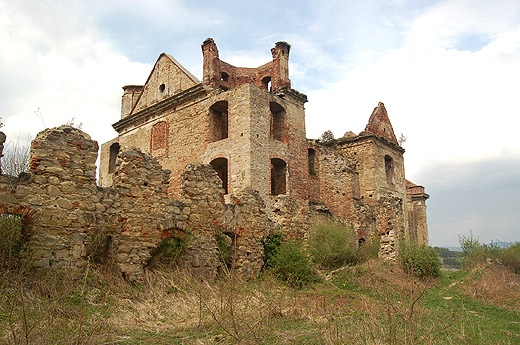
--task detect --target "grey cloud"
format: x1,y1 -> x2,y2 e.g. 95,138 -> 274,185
415,158 -> 520,247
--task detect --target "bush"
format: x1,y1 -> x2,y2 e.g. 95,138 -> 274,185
498,242 -> 520,274
0,214 -> 24,269
148,235 -> 189,268
308,221 -> 358,269
458,233 -> 504,268
261,232 -> 283,270
400,242 -> 440,279
270,241 -> 320,288
356,236 -> 380,263
216,232 -> 233,269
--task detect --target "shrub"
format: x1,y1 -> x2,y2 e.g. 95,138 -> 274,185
356,235 -> 380,263
459,233 -> 503,268
308,221 -> 358,269
216,232 -> 233,269
0,214 -> 24,269
498,242 -> 520,274
148,235 -> 189,268
270,241 -> 319,288
261,232 -> 283,270
400,242 -> 440,279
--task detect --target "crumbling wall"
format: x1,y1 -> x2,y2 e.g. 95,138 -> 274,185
225,189 -> 272,277
1,125 -> 305,281
111,149 -> 191,281
0,126 -> 100,268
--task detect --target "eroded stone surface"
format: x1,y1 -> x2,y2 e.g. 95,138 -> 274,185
0,39 -> 429,281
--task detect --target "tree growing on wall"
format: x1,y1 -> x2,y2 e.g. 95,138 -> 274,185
319,130 -> 336,147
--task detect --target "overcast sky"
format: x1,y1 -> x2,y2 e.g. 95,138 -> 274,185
1,0 -> 519,247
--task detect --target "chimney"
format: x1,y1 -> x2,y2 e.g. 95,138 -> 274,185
202,38 -> 221,86
271,41 -> 291,90
121,85 -> 143,118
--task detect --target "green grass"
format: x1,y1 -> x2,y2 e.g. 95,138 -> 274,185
422,270 -> 520,341
1,261 -> 519,344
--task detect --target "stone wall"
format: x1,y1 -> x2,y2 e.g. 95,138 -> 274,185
1,126 -> 306,281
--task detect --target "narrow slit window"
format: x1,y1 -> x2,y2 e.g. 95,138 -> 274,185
108,143 -> 120,173
385,155 -> 393,185
308,148 -> 317,175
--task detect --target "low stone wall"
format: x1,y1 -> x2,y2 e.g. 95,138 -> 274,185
0,126 -> 293,281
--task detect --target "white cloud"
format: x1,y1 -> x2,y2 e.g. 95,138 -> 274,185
0,0 -> 151,147
304,1 -> 520,179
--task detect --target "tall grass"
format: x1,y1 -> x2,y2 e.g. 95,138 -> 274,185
0,214 -> 24,269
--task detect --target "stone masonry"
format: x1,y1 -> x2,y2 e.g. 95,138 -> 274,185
0,38 -> 429,280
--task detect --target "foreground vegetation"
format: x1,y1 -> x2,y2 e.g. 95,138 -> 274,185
0,218 -> 519,344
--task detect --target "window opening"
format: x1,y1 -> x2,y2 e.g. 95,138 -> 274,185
210,157 -> 229,193
108,143 -> 120,173
385,155 -> 394,185
261,76 -> 272,91
308,148 -> 317,175
209,101 -> 229,142
269,102 -> 285,141
270,158 -> 287,195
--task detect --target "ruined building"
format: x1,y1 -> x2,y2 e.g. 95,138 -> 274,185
0,39 -> 429,281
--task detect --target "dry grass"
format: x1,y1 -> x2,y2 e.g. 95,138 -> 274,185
457,264 -> 520,311
1,260 -> 518,344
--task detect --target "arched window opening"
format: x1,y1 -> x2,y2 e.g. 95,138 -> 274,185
209,101 -> 229,142
271,158 -> 287,195
385,155 -> 393,185
308,148 -> 317,175
210,157 -> 229,194
261,76 -> 272,91
150,121 -> 169,158
270,102 -> 285,142
108,143 -> 120,174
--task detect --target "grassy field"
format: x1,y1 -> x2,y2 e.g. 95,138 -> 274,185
1,260 -> 518,345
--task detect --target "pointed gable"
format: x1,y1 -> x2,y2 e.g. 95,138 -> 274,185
131,53 -> 201,115
364,102 -> 398,144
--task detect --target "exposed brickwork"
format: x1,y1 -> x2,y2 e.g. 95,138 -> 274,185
150,121 -> 169,158
0,39 -> 430,281
98,39 -> 429,261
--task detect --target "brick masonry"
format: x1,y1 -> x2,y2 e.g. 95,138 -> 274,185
0,39 -> 429,280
